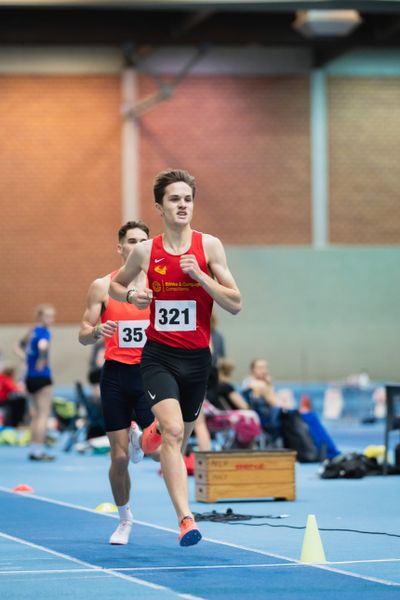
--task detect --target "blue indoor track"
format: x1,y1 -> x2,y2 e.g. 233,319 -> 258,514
1,422 -> 399,599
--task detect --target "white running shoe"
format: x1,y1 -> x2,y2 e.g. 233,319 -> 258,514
109,520 -> 133,545
129,421 -> 144,464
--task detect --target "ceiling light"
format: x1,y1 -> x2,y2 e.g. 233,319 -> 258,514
293,10 -> 362,38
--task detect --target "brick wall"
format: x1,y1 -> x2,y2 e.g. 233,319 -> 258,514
0,76 -> 121,323
2,71 -> 398,325
329,77 -> 400,244
139,75 -> 311,245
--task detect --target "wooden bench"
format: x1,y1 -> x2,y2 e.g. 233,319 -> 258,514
194,449 -> 296,502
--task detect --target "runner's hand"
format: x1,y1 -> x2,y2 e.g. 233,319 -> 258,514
180,254 -> 202,281
134,288 -> 153,309
99,320 -> 118,338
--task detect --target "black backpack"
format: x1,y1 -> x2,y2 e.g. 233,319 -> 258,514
320,453 -> 379,479
280,410 -> 319,463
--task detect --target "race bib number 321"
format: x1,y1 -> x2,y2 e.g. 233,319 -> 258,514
155,300 -> 196,332
118,320 -> 149,348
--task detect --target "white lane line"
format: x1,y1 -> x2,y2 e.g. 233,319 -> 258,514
2,558 -> 400,576
116,558 -> 400,571
0,487 -> 399,588
0,533 -> 205,600
0,568 -> 112,575
326,558 -> 400,565
0,556 -> 57,559
312,564 -> 400,588
0,558 -> 400,575
0,488 -> 118,519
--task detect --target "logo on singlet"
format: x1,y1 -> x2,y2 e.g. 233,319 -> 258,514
154,265 -> 167,275
152,281 -> 162,292
154,258 -> 164,263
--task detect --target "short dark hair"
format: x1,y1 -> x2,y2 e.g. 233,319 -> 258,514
250,358 -> 266,371
36,304 -> 55,319
217,358 -> 235,377
118,220 -> 149,241
153,169 -> 196,205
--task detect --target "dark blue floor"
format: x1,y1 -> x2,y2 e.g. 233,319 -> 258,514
1,490 -> 399,600
1,421 -> 400,599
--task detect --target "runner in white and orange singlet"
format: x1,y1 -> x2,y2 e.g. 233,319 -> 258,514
78,220 -> 160,547
110,170 -> 242,546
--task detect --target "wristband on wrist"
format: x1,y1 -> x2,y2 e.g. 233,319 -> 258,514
93,325 -> 101,340
126,288 -> 136,304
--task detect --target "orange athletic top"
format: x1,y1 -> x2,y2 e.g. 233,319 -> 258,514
146,231 -> 213,350
101,271 -> 150,365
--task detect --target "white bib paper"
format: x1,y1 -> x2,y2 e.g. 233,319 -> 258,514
155,300 -> 196,332
118,320 -> 149,348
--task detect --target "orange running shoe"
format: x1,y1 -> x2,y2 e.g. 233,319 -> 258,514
178,516 -> 202,547
141,419 -> 162,454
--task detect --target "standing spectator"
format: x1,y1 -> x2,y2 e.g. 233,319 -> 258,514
19,304 -> 56,461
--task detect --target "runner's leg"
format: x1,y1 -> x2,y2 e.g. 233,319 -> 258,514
107,428 -> 130,506
152,398 -> 192,522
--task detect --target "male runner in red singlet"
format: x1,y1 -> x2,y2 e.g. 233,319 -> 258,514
110,170 -> 242,546
79,221 -> 159,546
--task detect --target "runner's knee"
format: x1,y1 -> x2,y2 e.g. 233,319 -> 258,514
162,422 -> 184,446
110,451 -> 129,472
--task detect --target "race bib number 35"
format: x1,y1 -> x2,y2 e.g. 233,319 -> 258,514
155,300 -> 196,332
118,320 -> 149,348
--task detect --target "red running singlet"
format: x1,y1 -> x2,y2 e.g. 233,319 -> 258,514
146,231 -> 213,350
102,271 -> 150,365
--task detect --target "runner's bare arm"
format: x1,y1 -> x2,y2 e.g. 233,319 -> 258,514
35,338 -> 50,372
78,277 -> 117,345
180,235 -> 242,315
109,241 -> 153,309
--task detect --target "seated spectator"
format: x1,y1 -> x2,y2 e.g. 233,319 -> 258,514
241,358 -> 282,442
193,313 -> 226,451
215,358 -> 249,411
0,366 -> 28,428
205,358 -> 262,449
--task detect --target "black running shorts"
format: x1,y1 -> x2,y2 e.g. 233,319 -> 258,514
140,340 -> 212,423
100,360 -> 154,433
25,376 -> 53,394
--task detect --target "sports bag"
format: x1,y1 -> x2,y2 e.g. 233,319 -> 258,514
280,410 -> 319,463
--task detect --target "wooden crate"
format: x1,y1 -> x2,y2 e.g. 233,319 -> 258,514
194,449 -> 296,502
